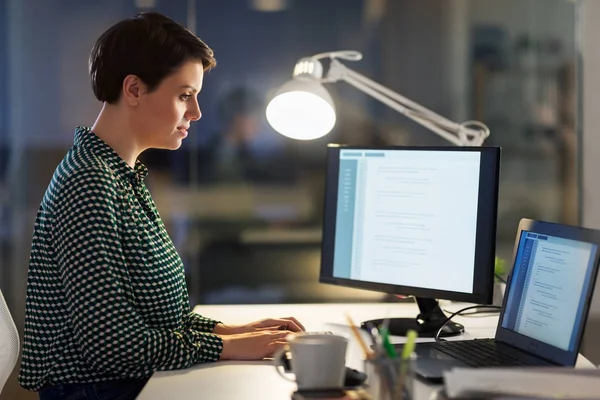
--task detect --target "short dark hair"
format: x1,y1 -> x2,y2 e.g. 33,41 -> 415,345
89,12 -> 216,104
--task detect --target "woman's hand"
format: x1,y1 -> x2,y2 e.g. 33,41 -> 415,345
214,317 -> 305,335
219,330 -> 292,360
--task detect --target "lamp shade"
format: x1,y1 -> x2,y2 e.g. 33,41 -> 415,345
266,79 -> 336,140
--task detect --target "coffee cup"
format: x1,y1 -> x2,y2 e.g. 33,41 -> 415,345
274,333 -> 348,390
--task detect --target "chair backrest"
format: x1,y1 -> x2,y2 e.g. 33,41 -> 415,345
0,290 -> 19,395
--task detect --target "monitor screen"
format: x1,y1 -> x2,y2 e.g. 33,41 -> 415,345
493,219 -> 600,365
319,145 -> 501,336
501,230 -> 598,352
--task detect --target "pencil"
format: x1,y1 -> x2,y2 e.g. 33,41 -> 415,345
344,313 -> 373,359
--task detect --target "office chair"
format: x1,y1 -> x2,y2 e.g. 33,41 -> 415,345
0,289 -> 19,395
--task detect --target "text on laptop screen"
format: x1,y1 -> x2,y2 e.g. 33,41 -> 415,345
501,231 -> 598,351
332,149 -> 481,293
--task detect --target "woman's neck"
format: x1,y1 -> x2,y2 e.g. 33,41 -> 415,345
91,103 -> 142,168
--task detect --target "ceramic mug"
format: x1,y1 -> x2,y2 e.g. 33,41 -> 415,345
274,333 -> 348,390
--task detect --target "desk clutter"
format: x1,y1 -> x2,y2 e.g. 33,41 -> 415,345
434,366 -> 600,399
349,315 -> 418,400
275,315 -> 418,400
281,316 -> 600,400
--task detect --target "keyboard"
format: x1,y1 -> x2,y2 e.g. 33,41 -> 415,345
429,339 -> 555,368
297,331 -> 333,336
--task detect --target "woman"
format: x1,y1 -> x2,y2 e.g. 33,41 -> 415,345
19,12 -> 304,400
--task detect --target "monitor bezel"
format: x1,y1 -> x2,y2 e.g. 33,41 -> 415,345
319,144 -> 501,304
494,218 -> 600,366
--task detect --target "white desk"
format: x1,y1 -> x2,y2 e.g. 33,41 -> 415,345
137,303 -> 592,400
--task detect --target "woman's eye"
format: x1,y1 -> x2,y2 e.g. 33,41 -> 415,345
179,94 -> 191,101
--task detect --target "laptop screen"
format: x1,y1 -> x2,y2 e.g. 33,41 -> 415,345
500,230 -> 598,352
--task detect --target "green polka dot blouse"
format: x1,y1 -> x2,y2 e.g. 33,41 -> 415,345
19,127 -> 223,391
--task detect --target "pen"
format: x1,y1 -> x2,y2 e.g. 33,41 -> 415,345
378,327 -> 398,358
382,317 -> 391,333
400,329 -> 417,360
394,329 -> 418,400
363,323 -> 378,352
378,327 -> 399,396
366,323 -> 384,358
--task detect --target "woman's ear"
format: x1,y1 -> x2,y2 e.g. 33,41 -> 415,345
122,75 -> 147,106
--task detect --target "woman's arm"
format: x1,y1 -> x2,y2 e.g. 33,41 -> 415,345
53,167 -> 222,377
183,312 -> 221,333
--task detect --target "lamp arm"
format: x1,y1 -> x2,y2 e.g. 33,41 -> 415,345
326,59 -> 489,146
343,72 -> 466,146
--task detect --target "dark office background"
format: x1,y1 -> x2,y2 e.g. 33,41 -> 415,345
0,0 -> 580,398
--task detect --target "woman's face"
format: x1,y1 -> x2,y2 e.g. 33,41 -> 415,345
134,60 -> 204,150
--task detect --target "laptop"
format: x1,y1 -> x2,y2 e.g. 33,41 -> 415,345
401,218 -> 600,382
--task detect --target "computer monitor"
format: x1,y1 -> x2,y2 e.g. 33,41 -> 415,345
319,145 -> 501,337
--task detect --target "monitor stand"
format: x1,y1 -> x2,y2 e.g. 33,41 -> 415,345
360,297 -> 464,338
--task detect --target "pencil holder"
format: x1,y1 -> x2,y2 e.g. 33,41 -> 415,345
363,355 -> 415,400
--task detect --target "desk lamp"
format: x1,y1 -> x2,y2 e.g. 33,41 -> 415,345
266,50 -> 490,145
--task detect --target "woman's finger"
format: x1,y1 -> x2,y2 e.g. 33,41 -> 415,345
278,317 -> 304,332
255,325 -> 281,331
270,340 -> 289,347
284,317 -> 305,331
270,330 -> 293,339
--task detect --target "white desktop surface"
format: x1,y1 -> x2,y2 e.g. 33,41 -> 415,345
137,302 -> 593,400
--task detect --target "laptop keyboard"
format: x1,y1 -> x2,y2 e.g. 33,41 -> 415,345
429,339 -> 555,367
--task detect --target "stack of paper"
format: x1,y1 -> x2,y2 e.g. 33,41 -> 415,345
443,367 -> 600,399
